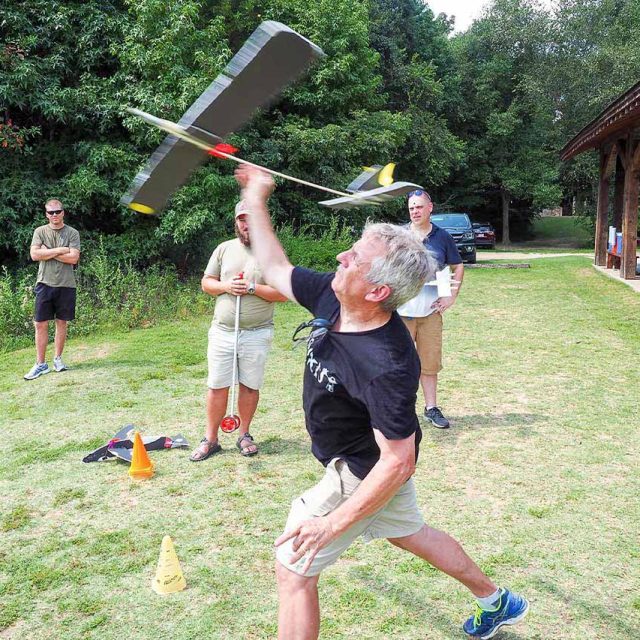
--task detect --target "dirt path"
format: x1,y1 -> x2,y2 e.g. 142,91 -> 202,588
477,250 -> 593,260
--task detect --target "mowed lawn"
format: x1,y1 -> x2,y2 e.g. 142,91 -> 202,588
1,256 -> 639,640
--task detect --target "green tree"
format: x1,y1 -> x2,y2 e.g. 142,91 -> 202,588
368,0 -> 465,198
448,0 -> 561,243
546,0 -> 640,220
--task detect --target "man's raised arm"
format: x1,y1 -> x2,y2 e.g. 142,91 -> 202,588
235,165 -> 296,302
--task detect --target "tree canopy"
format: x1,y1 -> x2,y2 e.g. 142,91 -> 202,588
2,0 -> 639,264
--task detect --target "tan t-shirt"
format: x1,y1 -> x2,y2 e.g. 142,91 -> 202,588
31,224 -> 81,288
204,239 -> 275,330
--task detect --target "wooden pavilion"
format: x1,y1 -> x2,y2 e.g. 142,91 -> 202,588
560,81 -> 640,280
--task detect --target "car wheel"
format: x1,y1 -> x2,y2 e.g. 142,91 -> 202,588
467,253 -> 477,264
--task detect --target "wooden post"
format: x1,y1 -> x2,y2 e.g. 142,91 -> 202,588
620,140 -> 640,279
613,155 -> 625,230
595,149 -> 610,266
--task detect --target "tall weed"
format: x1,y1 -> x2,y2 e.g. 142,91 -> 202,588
278,219 -> 353,272
1,226 -> 354,353
0,240 -> 207,354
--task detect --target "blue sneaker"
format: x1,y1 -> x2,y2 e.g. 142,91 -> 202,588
463,589 -> 529,639
24,362 -> 50,380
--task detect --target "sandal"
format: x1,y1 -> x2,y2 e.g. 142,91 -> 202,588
189,438 -> 222,462
236,432 -> 258,457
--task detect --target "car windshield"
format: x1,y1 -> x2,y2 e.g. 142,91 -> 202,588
432,214 -> 470,228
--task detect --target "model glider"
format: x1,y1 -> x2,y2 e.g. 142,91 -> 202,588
121,21 -> 325,215
82,425 -> 189,464
127,107 -> 425,209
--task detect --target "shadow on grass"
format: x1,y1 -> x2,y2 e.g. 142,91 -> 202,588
422,413 -> 542,444
257,435 -> 310,457
529,576 -> 636,638
349,564 -> 529,639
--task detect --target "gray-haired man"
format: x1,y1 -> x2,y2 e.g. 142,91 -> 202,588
235,165 -> 529,640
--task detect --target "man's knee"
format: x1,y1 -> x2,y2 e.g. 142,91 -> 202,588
275,560 -> 319,593
34,320 -> 49,332
239,383 -> 259,396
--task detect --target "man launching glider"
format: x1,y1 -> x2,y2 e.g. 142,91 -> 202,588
235,164 -> 529,640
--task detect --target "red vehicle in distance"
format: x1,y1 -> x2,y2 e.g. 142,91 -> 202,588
472,222 -> 496,249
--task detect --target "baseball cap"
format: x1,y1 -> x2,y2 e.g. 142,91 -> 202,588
235,200 -> 250,218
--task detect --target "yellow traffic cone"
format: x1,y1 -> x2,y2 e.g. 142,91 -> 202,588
128,431 -> 154,480
152,535 -> 187,595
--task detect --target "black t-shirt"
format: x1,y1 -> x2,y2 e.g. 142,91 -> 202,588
291,267 -> 422,479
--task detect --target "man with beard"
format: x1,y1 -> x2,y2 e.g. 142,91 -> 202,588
190,201 -> 287,461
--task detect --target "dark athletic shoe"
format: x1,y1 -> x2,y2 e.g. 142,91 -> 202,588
463,589 -> 529,639
424,406 -> 450,428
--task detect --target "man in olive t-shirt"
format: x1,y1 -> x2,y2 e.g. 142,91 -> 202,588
189,200 -> 287,461
24,199 -> 80,380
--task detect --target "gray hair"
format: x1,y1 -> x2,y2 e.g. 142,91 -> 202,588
363,222 -> 437,312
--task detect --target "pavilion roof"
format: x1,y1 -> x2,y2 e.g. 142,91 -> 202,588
560,80 -> 640,161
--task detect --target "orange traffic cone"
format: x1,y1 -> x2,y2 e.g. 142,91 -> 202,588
152,535 -> 187,595
128,431 -> 155,480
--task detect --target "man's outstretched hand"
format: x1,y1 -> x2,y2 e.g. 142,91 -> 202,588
235,165 -> 275,201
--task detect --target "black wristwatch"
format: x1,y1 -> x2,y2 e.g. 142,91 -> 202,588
247,282 -> 256,295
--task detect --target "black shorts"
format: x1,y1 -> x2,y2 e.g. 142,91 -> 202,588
34,283 -> 77,322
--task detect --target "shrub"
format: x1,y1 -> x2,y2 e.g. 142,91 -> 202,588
0,240 -> 208,354
278,219 -> 353,272
0,225 -> 355,354
0,267 -> 35,352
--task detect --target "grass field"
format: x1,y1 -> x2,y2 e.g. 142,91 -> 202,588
2,256 -> 639,640
503,217 -> 593,250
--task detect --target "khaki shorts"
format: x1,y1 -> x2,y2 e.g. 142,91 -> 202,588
402,312 -> 443,375
207,323 -> 273,390
276,459 -> 425,577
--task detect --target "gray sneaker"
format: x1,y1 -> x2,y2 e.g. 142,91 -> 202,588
53,356 -> 68,372
424,406 -> 450,428
24,362 -> 50,380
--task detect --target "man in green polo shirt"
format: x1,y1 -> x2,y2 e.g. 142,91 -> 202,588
24,199 -> 81,380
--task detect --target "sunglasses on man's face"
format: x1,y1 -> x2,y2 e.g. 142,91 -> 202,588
407,189 -> 431,200
46,209 -> 64,215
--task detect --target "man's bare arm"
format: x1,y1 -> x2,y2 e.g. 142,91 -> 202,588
201,275 -> 233,297
30,245 -> 70,261
54,248 -> 80,265
235,166 -> 296,301
452,262 -> 465,295
326,430 -> 415,535
275,430 -> 416,573
434,262 -> 464,313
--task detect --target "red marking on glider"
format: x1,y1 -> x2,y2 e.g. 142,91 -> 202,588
208,143 -> 238,158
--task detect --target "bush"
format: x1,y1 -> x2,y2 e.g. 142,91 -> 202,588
0,267 -> 35,352
0,225 -> 354,354
0,240 -> 208,354
278,219 -> 353,272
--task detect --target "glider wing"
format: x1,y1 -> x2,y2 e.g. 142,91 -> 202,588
121,21 -> 324,214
